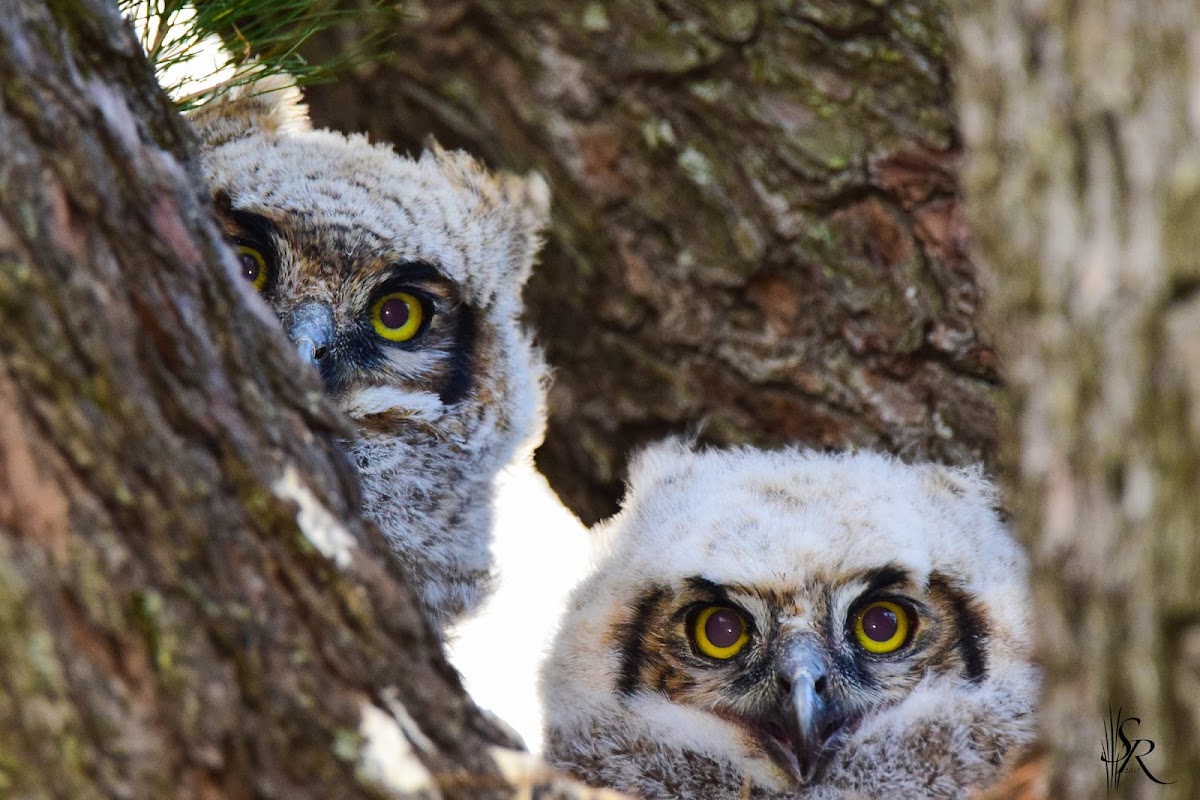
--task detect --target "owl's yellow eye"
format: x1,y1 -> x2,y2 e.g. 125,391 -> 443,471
854,600 -> 910,654
371,292 -> 425,342
236,245 -> 268,292
691,606 -> 749,660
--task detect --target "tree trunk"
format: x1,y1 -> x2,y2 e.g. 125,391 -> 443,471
955,1 -> 1200,797
305,0 -> 999,523
0,3 -> 540,797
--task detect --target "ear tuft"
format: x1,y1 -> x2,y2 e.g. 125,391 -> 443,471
188,74 -> 311,148
499,171 -> 552,233
420,138 -> 551,232
920,462 -> 1003,514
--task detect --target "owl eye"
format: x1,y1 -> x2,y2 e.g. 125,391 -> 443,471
371,292 -> 425,342
236,245 -> 268,292
853,600 -> 911,654
691,606 -> 749,660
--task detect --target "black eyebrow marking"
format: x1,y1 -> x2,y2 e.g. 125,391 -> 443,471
685,576 -> 722,593
382,260 -> 443,285
684,576 -> 734,603
617,586 -> 667,697
226,209 -> 280,246
860,564 -> 911,595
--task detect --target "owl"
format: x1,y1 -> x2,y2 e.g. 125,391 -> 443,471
540,441 -> 1038,799
188,81 -> 549,633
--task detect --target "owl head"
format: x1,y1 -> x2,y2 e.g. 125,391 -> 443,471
189,81 -> 549,628
541,441 -> 1038,798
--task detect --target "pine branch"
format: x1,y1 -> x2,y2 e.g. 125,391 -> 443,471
120,0 -> 398,111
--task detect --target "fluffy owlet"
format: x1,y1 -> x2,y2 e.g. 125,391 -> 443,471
541,441 -> 1038,799
189,83 -> 549,632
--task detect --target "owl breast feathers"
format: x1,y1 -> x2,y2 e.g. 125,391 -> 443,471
540,440 -> 1039,799
189,80 -> 550,633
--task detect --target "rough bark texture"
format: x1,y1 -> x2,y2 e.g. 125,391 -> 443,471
0,2 -> 523,797
305,0 -> 999,522
955,1 -> 1200,798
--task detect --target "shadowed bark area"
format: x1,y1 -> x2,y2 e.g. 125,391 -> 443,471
305,0 -> 999,522
955,1 -> 1200,797
0,2 -> 518,797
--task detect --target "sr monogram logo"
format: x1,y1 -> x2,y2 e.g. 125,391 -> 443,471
1101,706 -> 1174,790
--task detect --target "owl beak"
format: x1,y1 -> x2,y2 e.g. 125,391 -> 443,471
286,302 -> 335,369
766,642 -> 847,786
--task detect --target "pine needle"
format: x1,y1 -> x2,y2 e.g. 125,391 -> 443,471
120,0 -> 397,111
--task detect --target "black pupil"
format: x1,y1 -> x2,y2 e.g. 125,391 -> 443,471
862,605 -> 899,642
240,252 -> 260,283
380,297 -> 411,330
705,609 -> 743,649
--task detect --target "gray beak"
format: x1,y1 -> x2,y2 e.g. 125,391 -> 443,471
771,640 -> 844,785
286,302 -> 334,369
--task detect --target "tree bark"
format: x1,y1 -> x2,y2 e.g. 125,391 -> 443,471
955,1 -> 1200,797
305,0 -> 999,522
0,2 -> 528,797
